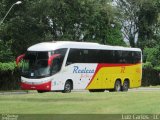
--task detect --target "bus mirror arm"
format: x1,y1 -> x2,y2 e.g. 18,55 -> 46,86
16,54 -> 25,66
48,54 -> 61,66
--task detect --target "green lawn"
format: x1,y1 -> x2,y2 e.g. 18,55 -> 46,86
0,91 -> 160,114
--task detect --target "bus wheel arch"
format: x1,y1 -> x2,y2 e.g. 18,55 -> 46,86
62,79 -> 73,93
122,79 -> 130,92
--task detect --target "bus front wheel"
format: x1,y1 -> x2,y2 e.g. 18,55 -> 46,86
62,81 -> 72,93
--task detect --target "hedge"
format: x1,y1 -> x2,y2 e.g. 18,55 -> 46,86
142,68 -> 160,86
0,62 -> 160,90
0,62 -> 21,90
0,62 -> 16,71
142,62 -> 160,86
0,69 -> 21,90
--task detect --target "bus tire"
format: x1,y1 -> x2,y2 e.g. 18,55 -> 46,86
89,89 -> 105,92
62,81 -> 72,93
114,80 -> 121,92
122,80 -> 129,92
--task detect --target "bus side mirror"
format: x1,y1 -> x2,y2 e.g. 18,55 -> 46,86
16,54 -> 25,66
48,54 -> 61,66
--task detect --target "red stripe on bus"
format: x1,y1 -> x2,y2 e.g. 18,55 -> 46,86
21,81 -> 51,91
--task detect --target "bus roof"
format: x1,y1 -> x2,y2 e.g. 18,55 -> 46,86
28,41 -> 141,52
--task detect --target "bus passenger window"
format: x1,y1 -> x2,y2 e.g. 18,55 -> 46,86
66,49 -> 81,65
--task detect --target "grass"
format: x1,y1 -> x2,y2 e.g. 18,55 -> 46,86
0,91 -> 160,114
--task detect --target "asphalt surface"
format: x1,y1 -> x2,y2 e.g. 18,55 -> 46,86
0,87 -> 160,95
129,87 -> 160,91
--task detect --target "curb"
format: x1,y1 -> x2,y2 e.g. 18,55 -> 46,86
0,91 -> 29,95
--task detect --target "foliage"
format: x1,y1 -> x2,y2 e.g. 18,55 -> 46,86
0,39 -> 14,62
114,0 -> 140,47
0,0 -> 159,58
154,66 -> 160,71
0,68 -> 20,90
0,0 -> 125,60
115,0 -> 160,48
142,67 -> 160,86
0,62 -> 16,71
138,0 -> 160,49
143,45 -> 160,67
143,62 -> 153,69
0,61 -> 20,90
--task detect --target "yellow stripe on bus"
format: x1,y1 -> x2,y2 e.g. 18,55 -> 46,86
86,63 -> 142,89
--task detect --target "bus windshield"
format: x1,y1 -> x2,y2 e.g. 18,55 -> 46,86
21,48 -> 67,78
22,51 -> 50,78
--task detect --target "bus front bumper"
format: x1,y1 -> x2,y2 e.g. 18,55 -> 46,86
21,81 -> 51,91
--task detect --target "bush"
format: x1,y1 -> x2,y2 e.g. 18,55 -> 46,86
0,62 -> 16,71
154,66 -> 160,71
0,62 -> 21,90
143,46 -> 160,67
142,65 -> 160,86
142,46 -> 160,86
143,62 -> 153,69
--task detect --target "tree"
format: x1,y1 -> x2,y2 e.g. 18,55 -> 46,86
36,0 -> 124,45
115,0 -> 140,47
138,0 -> 160,49
0,0 -> 49,58
114,0 -> 160,48
0,0 -> 125,62
143,45 -> 160,68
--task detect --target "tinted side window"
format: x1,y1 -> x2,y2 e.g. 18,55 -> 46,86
121,51 -> 133,63
118,51 -> 141,64
66,49 -> 81,65
98,50 -> 114,63
66,49 -> 99,64
84,49 -> 99,63
66,49 -> 141,64
114,50 -> 122,63
133,51 -> 141,63
53,48 -> 67,64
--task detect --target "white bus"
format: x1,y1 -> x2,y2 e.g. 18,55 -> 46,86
16,41 -> 142,93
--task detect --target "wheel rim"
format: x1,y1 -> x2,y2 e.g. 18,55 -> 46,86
123,81 -> 129,90
65,83 -> 71,92
115,81 -> 121,91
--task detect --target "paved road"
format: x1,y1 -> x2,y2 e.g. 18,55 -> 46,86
0,91 -> 29,95
129,87 -> 160,92
0,87 -> 160,95
74,87 -> 160,92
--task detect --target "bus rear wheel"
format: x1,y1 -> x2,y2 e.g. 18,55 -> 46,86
122,80 -> 129,91
112,80 -> 121,92
62,81 -> 72,93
